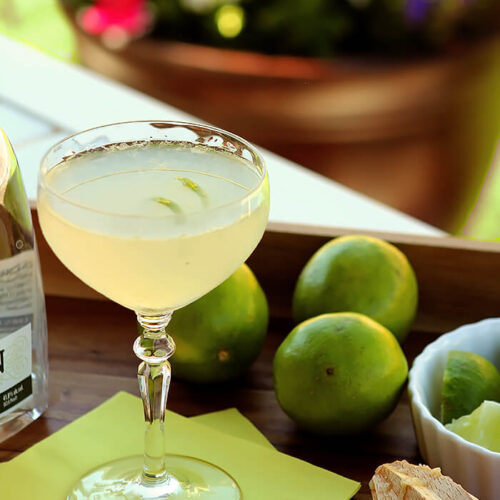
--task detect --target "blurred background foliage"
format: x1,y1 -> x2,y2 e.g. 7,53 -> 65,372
153,0 -> 498,57
60,0 -> 499,57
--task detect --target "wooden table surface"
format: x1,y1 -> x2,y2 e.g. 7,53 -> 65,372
0,295 -> 435,499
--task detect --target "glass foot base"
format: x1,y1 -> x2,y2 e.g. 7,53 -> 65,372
67,454 -> 241,499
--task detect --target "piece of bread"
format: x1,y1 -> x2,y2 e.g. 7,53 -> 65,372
369,460 -> 477,500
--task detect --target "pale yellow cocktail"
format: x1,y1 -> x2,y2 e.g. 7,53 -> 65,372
37,121 -> 269,500
38,141 -> 269,313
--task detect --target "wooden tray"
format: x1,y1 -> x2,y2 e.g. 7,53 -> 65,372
2,214 -> 500,499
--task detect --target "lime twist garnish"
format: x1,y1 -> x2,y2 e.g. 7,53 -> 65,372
153,197 -> 183,214
154,177 -> 207,214
176,177 -> 209,206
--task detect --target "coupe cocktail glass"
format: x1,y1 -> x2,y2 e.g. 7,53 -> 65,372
37,121 -> 270,499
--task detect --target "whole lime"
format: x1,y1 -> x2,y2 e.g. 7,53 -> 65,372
292,235 -> 418,343
164,264 -> 269,383
273,312 -> 408,435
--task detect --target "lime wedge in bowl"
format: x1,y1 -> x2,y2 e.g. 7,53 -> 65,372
440,350 -> 500,424
446,400 -> 500,453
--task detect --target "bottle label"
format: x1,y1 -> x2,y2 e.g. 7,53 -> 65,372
0,324 -> 32,415
0,250 -> 36,333
0,250 -> 36,415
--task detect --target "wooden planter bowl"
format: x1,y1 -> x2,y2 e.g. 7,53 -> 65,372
70,19 -> 500,232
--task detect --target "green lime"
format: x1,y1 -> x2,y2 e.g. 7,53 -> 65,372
440,350 -> 500,424
446,400 -> 500,452
165,264 -> 269,383
273,312 -> 408,435
292,235 -> 418,343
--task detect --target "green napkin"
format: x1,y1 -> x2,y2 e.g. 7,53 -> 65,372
0,392 -> 360,499
191,408 -> 273,448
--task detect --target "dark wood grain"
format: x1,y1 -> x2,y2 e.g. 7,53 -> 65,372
5,217 -> 499,498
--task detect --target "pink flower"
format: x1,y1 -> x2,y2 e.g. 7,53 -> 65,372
80,0 -> 151,38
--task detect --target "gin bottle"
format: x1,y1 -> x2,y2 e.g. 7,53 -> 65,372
0,128 -> 48,441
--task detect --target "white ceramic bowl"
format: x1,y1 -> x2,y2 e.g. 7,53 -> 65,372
408,318 -> 500,500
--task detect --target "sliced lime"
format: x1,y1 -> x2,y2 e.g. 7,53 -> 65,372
446,400 -> 500,452
440,350 -> 500,424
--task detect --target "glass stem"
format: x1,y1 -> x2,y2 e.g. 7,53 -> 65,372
134,312 -> 176,484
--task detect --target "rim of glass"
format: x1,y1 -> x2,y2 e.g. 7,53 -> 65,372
39,120 -> 267,219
